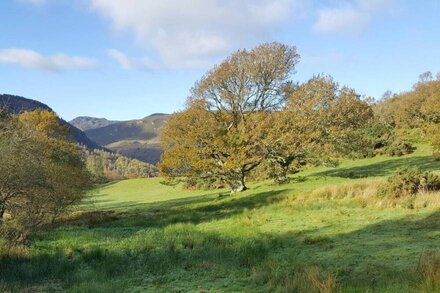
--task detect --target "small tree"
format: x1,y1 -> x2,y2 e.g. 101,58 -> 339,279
419,71 -> 433,83
0,110 -> 93,245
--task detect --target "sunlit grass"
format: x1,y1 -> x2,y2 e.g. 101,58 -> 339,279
1,144 -> 439,292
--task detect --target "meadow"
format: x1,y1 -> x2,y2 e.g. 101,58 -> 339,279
1,144 -> 440,292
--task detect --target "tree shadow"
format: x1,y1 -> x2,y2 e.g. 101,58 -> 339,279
51,188 -> 289,237
3,209 -> 439,291
273,209 -> 440,289
312,156 -> 440,179
100,189 -> 289,229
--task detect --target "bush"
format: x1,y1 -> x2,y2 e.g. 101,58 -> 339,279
182,176 -> 226,190
379,167 -> 440,198
0,111 -> 94,245
382,140 -> 416,157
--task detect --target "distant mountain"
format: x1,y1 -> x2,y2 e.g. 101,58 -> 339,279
70,116 -> 119,131
0,94 -> 103,150
75,114 -> 170,164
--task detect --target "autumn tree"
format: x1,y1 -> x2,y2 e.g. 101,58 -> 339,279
262,76 -> 373,183
419,71 -> 433,83
160,42 -> 299,192
374,76 -> 440,158
0,110 -> 93,244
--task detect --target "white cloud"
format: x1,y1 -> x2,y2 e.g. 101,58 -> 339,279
313,0 -> 397,35
88,0 -> 307,69
107,49 -> 155,70
0,48 -> 98,71
313,5 -> 370,35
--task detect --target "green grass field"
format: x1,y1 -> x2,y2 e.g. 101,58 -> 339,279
1,144 -> 440,292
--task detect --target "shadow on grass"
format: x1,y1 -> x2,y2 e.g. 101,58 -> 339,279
2,209 -> 439,291
312,155 -> 440,179
89,189 -> 289,230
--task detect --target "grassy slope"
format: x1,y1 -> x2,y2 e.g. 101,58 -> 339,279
1,144 -> 440,292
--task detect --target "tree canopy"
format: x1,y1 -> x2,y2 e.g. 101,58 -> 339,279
0,110 -> 93,244
160,43 -> 373,192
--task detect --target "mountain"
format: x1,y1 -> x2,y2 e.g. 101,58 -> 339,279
0,94 -> 103,150
70,116 -> 119,131
72,114 -> 170,164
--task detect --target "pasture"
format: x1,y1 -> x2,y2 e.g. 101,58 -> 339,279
1,144 -> 439,292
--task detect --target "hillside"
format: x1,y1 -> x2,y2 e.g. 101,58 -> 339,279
74,113 -> 169,164
69,116 -> 119,131
3,144 -> 439,292
0,94 -> 103,150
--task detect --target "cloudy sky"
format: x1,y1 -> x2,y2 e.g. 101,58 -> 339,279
1,0 -> 439,120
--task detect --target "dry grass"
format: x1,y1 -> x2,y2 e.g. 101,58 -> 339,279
0,242 -> 30,260
289,180 -> 382,206
289,180 -> 440,209
413,190 -> 440,208
251,263 -> 337,293
307,266 -> 337,293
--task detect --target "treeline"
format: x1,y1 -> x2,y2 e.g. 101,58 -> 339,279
84,149 -> 158,182
159,42 -> 413,192
374,72 -> 440,159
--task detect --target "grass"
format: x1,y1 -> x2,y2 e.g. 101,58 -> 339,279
1,144 -> 440,292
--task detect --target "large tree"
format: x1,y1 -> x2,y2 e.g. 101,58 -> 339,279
261,76 -> 373,183
160,42 -> 299,192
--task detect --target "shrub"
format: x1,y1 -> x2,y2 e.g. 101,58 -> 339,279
0,111 -> 94,245
382,140 -> 416,157
182,177 -> 226,190
379,167 -> 440,198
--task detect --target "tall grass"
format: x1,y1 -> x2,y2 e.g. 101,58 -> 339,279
417,251 -> 440,292
1,146 -> 439,291
251,262 -> 337,293
289,179 -> 440,209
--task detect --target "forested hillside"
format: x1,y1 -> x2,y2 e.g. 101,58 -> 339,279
0,94 -> 103,150
0,95 -> 159,182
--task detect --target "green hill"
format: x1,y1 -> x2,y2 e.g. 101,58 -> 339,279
3,144 -> 439,292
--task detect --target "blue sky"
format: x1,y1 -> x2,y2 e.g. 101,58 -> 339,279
0,0 -> 439,121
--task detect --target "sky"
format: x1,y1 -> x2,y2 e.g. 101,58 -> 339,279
0,0 -> 439,121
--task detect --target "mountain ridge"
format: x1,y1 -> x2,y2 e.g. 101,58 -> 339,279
70,113 -> 170,164
69,116 -> 119,131
0,94 -> 104,151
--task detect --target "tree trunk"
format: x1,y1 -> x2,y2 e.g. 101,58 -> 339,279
275,164 -> 289,184
230,172 -> 248,193
0,202 -> 5,220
